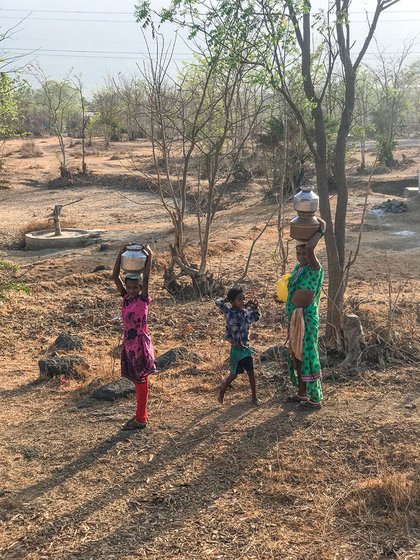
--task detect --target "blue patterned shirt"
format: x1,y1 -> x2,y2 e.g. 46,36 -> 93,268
215,298 -> 261,347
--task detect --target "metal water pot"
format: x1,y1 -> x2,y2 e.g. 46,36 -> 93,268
293,185 -> 319,213
121,244 -> 147,274
290,186 -> 320,242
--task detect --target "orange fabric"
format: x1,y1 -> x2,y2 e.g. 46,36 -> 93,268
288,308 -> 305,362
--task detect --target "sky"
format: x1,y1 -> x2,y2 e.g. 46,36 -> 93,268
1,0 -> 419,91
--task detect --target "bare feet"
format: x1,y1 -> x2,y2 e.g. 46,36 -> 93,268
251,396 -> 260,406
217,388 -> 225,404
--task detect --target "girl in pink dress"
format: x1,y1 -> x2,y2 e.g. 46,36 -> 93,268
112,244 -> 156,430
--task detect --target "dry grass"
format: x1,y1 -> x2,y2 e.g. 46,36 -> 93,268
20,218 -> 76,235
344,470 -> 420,517
20,140 -> 43,158
0,263 -> 418,559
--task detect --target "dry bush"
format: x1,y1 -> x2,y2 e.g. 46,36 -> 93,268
20,218 -> 76,236
20,140 -> 43,159
342,470 -> 420,527
109,152 -> 126,161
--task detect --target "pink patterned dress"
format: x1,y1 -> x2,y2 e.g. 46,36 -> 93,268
121,295 -> 156,384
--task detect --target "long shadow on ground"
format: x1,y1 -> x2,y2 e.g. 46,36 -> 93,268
5,400 -> 294,557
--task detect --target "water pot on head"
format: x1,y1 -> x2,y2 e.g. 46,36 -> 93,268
121,244 -> 147,274
290,186 -> 320,242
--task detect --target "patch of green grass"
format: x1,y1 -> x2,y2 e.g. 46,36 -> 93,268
0,259 -> 19,272
0,259 -> 29,300
0,281 -> 30,301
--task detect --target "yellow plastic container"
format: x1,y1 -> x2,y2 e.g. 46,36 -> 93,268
275,274 -> 291,303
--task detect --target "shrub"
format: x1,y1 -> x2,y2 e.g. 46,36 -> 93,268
20,140 -> 43,159
0,259 -> 30,300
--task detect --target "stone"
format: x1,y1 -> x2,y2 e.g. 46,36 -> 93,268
39,355 -> 89,379
260,345 -> 288,362
52,332 -> 83,351
92,265 -> 107,273
92,378 -> 135,401
99,243 -> 111,252
404,403 -> 416,410
404,187 -> 418,198
156,346 -> 201,370
376,198 -> 408,214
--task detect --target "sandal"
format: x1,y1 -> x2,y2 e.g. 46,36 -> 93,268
299,400 -> 322,410
122,417 -> 147,431
286,395 -> 309,403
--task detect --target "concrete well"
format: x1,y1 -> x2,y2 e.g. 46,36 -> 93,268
25,228 -> 98,250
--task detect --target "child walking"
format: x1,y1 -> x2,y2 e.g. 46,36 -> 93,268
215,287 -> 261,405
112,244 -> 156,430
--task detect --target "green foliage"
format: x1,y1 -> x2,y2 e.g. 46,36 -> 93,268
91,83 -> 125,144
38,80 -> 81,136
376,135 -> 397,168
0,259 -> 18,272
266,116 -> 285,145
15,80 -> 82,137
0,72 -> 19,138
0,259 -> 29,300
0,281 -> 30,301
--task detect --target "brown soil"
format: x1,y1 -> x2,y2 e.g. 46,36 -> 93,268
0,137 -> 419,560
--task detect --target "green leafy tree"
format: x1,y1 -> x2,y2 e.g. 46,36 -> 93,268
91,80 -> 124,147
0,72 -> 19,138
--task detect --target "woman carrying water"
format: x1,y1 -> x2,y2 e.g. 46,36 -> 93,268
285,219 -> 325,409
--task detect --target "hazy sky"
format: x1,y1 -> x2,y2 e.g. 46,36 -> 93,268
1,0 -> 419,90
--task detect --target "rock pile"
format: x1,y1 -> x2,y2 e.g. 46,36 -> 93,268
39,332 -> 88,380
39,355 -> 89,380
374,199 -> 408,213
52,332 -> 83,351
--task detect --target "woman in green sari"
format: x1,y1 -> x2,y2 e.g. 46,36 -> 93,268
285,220 -> 325,409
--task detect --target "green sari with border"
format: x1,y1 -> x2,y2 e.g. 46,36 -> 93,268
285,264 -> 324,403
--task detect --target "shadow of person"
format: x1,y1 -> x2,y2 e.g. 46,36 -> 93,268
8,402 -> 292,558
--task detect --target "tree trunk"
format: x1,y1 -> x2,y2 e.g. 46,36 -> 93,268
341,313 -> 365,368
314,157 -> 344,345
360,140 -> 366,172
334,68 -> 355,269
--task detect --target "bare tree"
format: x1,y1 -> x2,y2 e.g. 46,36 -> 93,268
73,74 -> 90,174
33,67 -> 78,179
369,39 -> 417,167
136,36 -> 265,295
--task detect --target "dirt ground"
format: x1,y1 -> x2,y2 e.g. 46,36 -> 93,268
0,137 -> 419,559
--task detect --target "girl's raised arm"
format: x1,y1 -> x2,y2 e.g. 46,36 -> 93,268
112,245 -> 127,296
142,245 -> 153,299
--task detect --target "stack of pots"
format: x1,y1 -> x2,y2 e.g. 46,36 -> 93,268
289,186 -> 320,242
